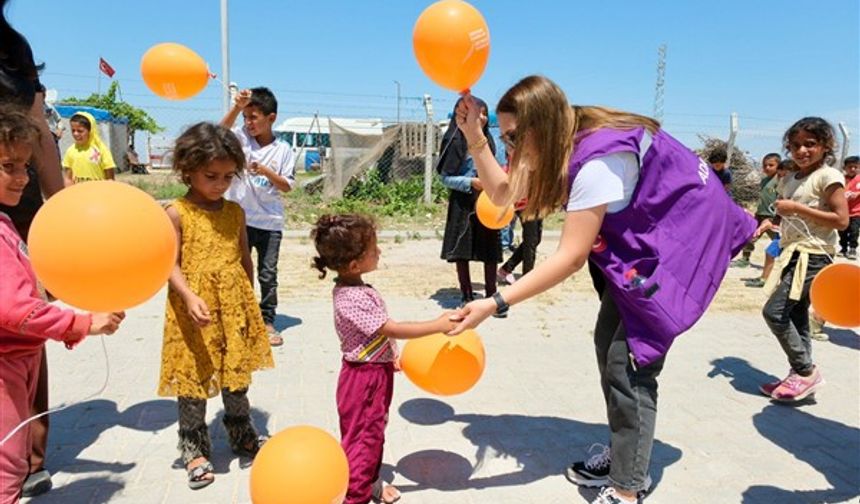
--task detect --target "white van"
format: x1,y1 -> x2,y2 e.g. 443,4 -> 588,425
274,117 -> 384,171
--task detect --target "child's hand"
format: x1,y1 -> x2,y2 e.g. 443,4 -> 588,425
754,219 -> 772,239
449,298 -> 495,336
234,89 -> 252,109
247,161 -> 272,178
185,295 -> 212,327
471,178 -> 483,191
775,200 -> 799,217
89,311 -> 126,335
436,310 -> 461,333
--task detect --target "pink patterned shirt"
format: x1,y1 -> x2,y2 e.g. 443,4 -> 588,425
333,284 -> 396,363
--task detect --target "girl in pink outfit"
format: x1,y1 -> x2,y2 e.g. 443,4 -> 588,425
311,213 -> 456,504
0,107 -> 124,504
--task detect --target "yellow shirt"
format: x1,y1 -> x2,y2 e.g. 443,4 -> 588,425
62,143 -> 115,182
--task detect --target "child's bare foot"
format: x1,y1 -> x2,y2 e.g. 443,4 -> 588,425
372,478 -> 401,503
381,484 -> 401,503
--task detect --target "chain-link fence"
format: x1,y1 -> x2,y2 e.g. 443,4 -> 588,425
323,120 -> 443,201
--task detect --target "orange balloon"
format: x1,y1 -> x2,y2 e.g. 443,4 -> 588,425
475,191 -> 514,230
250,425 -> 349,504
413,0 -> 490,92
400,330 -> 485,396
810,263 -> 860,327
141,43 -> 209,100
28,181 -> 177,312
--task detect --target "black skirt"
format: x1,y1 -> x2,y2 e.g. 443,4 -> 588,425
440,189 -> 502,263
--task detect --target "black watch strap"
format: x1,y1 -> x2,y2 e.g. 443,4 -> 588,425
492,292 -> 509,315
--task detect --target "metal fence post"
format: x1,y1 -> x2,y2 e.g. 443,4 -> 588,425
837,122 -> 851,170
423,94 -> 434,204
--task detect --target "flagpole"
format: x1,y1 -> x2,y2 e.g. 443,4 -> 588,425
98,57 -> 102,94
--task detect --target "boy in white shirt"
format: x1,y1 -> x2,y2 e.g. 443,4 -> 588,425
221,87 -> 295,346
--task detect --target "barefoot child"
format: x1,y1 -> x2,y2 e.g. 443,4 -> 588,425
158,122 -> 274,490
312,213 -> 457,504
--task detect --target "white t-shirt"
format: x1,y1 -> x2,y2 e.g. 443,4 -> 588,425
566,151 -> 640,213
226,127 -> 296,231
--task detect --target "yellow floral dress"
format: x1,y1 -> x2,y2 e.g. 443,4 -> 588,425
158,198 -> 274,399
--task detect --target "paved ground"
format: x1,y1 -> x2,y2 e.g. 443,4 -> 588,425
20,237 -> 860,504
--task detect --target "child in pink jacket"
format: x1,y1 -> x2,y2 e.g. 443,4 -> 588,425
0,107 -> 125,504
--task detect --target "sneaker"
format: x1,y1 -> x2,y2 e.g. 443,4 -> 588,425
771,366 -> 824,402
810,317 -> 828,341
590,486 -> 640,504
847,248 -> 858,260
745,278 -> 766,288
730,258 -> 751,268
566,443 -> 611,487
759,375 -> 784,397
21,468 -> 52,497
497,267 -> 516,285
839,249 -> 848,257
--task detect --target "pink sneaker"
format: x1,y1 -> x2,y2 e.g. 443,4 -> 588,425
759,376 -> 784,397
497,267 -> 516,285
771,367 -> 824,402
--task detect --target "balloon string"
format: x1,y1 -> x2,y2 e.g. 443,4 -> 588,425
780,215 -> 835,262
0,336 -> 111,447
767,202 -> 835,262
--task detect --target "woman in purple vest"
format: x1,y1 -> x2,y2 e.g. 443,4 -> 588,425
450,76 -> 755,504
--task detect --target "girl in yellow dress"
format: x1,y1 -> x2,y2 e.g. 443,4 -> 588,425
158,122 -> 274,490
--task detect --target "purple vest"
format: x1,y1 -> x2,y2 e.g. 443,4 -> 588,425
569,127 -> 756,365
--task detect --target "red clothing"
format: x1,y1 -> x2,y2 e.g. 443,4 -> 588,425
0,350 -> 41,504
337,360 -> 394,504
0,213 -> 90,355
846,174 -> 860,217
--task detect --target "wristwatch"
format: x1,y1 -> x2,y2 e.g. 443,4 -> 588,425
492,292 -> 509,316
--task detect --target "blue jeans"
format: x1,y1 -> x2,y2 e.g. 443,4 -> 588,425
500,219 -> 516,250
246,227 -> 282,325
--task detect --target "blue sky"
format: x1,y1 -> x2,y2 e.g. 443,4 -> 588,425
8,0 -> 859,160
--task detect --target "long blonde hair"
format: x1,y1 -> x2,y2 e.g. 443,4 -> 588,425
497,75 -> 660,219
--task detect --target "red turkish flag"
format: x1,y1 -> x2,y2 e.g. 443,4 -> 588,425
99,57 -> 115,78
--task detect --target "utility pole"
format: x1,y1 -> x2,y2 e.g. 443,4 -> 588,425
220,0 -> 231,115
423,94 -> 434,204
653,44 -> 667,122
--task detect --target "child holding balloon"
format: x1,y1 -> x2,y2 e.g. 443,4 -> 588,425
158,122 -> 274,490
61,111 -> 116,184
312,213 -> 457,504
0,106 -> 125,504
755,117 -> 848,402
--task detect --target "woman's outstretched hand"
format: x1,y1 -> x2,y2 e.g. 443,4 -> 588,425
448,297 -> 496,335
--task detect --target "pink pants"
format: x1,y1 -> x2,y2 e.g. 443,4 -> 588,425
337,360 -> 394,504
0,349 -> 42,504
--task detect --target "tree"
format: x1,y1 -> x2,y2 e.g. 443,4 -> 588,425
696,135 -> 759,205
61,81 -> 163,145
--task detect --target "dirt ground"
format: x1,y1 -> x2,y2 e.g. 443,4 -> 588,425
276,233 -> 786,316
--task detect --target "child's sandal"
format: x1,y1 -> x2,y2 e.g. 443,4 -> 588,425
186,460 -> 214,490
372,478 -> 401,504
233,434 -> 269,459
